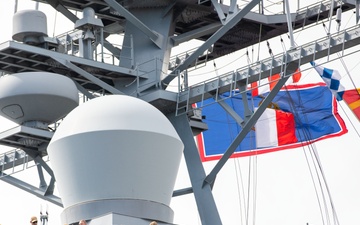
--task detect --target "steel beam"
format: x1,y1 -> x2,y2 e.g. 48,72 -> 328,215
169,112 -> 222,225
43,0 -> 79,23
0,173 -> 63,207
162,0 -> 261,87
103,0 -> 164,48
54,59 -> 124,95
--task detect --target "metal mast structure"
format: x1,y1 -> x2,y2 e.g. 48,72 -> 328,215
0,0 -> 360,224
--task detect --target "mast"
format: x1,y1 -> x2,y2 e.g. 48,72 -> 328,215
0,1 -> 359,225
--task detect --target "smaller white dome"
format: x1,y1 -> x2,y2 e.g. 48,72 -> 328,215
12,10 -> 48,43
0,72 -> 79,124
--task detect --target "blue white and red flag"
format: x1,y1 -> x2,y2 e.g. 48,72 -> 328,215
196,83 -> 348,162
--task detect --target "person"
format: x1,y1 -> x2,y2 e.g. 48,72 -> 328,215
79,220 -> 87,225
149,221 -> 157,225
30,216 -> 38,225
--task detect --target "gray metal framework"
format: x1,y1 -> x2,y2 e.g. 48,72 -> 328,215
0,0 -> 359,224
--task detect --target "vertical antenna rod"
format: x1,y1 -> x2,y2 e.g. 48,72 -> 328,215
284,0 -> 295,49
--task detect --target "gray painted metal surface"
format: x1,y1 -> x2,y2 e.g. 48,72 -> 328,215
0,1 -> 359,225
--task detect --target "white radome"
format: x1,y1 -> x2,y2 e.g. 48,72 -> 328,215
48,95 -> 184,209
0,72 -> 79,125
12,9 -> 48,43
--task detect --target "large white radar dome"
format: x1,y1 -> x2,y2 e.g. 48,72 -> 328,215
0,72 -> 79,125
47,95 -> 184,223
51,94 -> 181,140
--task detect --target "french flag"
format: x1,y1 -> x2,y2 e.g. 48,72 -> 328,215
255,108 -> 297,148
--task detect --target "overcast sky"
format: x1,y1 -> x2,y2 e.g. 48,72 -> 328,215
0,1 -> 360,225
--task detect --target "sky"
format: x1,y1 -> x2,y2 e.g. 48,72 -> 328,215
0,1 -> 360,225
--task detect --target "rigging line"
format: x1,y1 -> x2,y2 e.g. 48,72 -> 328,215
249,91 -> 258,225
266,41 -> 273,57
220,90 -> 258,224
213,59 -> 218,77
304,139 -> 340,225
249,160 -> 257,225
221,102 -> 249,224
235,121 -> 259,225
246,48 -> 250,63
321,23 -> 360,94
261,0 -> 286,15
234,158 -> 246,225
343,9 -> 355,28
185,53 -> 247,78
280,36 -> 287,53
227,95 -> 259,224
304,134 -> 333,225
301,144 -> 328,225
251,154 -> 258,225
307,144 -> 339,225
256,24 -> 263,62
247,53 -> 260,121
263,0 -> 281,8
307,143 -> 334,225
280,85 -> 332,225
251,45 -> 254,63
244,155 -> 251,225
223,87 -> 257,225
312,148 -> 341,225
284,88 -> 335,223
276,22 -> 346,223
240,158 -> 258,225
52,10 -> 58,37
262,7 -> 277,15
246,50 -> 252,65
